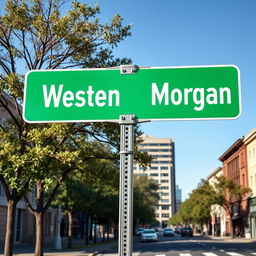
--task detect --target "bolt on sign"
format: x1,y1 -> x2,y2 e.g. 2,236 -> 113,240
23,65 -> 241,123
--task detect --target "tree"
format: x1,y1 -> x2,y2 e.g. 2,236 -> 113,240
212,175 -> 251,238
52,147 -> 120,248
169,180 -> 214,228
133,175 -> 160,227
189,180 -> 214,226
0,0 -> 137,255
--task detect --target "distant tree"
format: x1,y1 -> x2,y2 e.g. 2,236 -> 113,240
190,180 -> 214,226
169,180 -> 214,228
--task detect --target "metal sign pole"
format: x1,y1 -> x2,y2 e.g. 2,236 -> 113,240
118,114 -> 137,256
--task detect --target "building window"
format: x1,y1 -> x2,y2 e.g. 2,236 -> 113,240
160,186 -> 169,190
152,161 -> 172,164
161,199 -> 169,203
161,179 -> 169,183
150,173 -> 159,176
31,185 -> 37,203
160,167 -> 168,170
162,213 -> 169,218
0,184 -> 4,197
150,166 -> 158,170
227,156 -> 239,185
155,214 -> 159,218
151,155 -> 171,158
161,173 -> 169,177
139,143 -> 172,147
162,205 -> 169,210
15,209 -> 22,242
161,192 -> 169,196
45,212 -> 51,236
141,149 -> 172,152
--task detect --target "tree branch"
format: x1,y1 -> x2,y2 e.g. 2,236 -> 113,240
23,194 -> 37,214
0,95 -> 22,136
43,168 -> 72,211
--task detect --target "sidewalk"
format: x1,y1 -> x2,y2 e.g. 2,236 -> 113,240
0,237 -> 118,256
195,233 -> 256,243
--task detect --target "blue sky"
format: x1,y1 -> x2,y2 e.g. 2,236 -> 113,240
84,0 -> 256,200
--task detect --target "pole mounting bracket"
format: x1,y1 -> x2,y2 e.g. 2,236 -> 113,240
120,65 -> 138,74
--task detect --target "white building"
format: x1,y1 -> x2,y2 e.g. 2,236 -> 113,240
244,128 -> 256,239
134,135 -> 176,227
207,167 -> 226,236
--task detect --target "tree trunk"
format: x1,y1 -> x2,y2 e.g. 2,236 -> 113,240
67,210 -> 73,248
4,199 -> 17,256
102,225 -> 105,243
107,222 -> 110,242
114,222 -> 118,240
93,218 -> 97,244
34,212 -> 44,256
85,214 -> 89,245
89,215 -> 93,240
34,181 -> 45,256
230,214 -> 234,238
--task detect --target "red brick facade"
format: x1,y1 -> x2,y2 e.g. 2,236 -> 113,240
219,138 -> 249,236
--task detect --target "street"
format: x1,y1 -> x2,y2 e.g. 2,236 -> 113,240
99,233 -> 256,256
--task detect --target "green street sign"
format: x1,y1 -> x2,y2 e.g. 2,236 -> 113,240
23,65 -> 241,123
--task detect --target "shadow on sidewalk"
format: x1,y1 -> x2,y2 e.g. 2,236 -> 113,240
0,237 -> 118,256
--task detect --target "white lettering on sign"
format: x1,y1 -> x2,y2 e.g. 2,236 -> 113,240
42,84 -> 120,108
151,82 -> 231,111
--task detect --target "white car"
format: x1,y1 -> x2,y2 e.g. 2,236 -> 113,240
136,227 -> 145,236
141,229 -> 158,242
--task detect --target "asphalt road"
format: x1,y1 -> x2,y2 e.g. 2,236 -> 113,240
99,233 -> 256,256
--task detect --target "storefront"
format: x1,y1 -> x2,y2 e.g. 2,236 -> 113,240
249,197 -> 256,239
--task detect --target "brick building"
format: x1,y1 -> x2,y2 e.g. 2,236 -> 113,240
219,138 -> 249,237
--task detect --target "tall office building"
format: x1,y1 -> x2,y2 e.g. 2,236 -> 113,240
134,135 -> 176,227
175,185 -> 182,212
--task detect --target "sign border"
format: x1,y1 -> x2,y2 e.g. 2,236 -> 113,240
22,64 -> 242,123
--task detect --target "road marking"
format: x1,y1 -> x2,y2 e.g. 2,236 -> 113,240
179,254 -> 192,256
203,253 -> 218,256
251,254 -> 256,255
155,254 -> 166,256
220,250 -> 225,252
226,253 -> 244,256
133,253 -> 140,256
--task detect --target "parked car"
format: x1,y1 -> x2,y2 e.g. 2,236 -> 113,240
174,227 -> 182,234
163,228 -> 175,237
136,228 -> 145,236
180,227 -> 193,237
141,229 -> 158,242
156,227 -> 163,232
